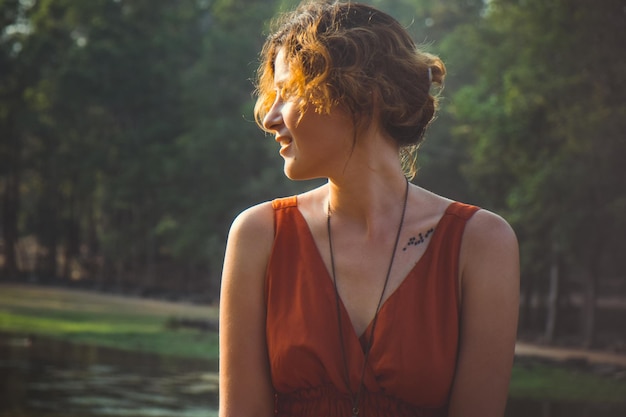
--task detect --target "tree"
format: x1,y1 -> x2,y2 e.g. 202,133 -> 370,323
446,0 -> 626,346
166,0 -> 305,295
0,0 -> 61,280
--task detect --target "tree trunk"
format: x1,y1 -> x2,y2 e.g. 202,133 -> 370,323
62,194 -> 80,281
36,235 -> 58,282
519,271 -> 535,331
144,230 -> 156,292
544,243 -> 560,343
581,272 -> 597,348
36,182 -> 59,283
541,401 -> 552,417
1,171 -> 20,280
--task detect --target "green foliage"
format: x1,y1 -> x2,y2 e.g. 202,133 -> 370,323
1,0 -> 625,312
445,0 -> 626,284
0,0 -> 300,294
510,363 -> 626,404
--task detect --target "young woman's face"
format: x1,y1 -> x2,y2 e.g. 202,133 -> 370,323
262,49 -> 354,180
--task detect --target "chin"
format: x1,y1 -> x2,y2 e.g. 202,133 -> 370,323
283,169 -> 306,181
283,164 -> 322,182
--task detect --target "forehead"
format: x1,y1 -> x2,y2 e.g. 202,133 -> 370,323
273,48 -> 290,85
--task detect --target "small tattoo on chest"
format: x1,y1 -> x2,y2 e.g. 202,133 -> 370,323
402,228 -> 435,251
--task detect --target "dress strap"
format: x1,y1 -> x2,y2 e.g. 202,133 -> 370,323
445,201 -> 480,220
272,196 -> 298,210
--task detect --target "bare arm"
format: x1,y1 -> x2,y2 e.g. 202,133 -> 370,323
219,203 -> 275,417
447,210 -> 520,417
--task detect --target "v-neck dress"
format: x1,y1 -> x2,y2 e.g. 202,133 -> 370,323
265,196 -> 480,417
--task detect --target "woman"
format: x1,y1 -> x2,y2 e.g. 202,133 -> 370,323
219,2 -> 519,416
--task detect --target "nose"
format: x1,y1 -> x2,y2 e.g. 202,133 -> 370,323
262,96 -> 283,132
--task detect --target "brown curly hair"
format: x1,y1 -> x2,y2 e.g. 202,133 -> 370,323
254,1 -> 445,178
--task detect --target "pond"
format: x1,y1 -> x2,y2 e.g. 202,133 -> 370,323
505,398 -> 626,417
1,332 -> 625,417
0,333 -> 218,417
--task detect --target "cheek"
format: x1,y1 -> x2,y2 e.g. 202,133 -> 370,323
282,102 -> 303,128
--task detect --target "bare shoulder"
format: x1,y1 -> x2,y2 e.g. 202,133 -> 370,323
222,201 -> 275,292
219,200 -> 276,416
459,207 -> 519,302
448,207 -> 519,416
228,201 -> 274,242
463,208 -> 519,259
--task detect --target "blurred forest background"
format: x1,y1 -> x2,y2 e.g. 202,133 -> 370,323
1,0 -> 625,349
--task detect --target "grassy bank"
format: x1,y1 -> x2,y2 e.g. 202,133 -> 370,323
510,361 -> 626,404
1,283 -> 625,403
0,283 -> 219,360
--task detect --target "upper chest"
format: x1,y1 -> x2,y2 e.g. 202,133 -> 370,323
304,213 -> 439,337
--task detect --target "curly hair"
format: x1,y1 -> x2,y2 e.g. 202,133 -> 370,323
254,1 -> 445,178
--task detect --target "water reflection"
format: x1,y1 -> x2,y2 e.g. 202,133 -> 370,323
2,332 -> 625,417
0,332 -> 218,417
505,398 -> 626,417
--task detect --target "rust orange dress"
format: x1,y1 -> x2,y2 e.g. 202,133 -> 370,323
266,197 -> 479,417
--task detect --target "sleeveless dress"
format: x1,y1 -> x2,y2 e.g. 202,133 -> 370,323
266,197 -> 480,417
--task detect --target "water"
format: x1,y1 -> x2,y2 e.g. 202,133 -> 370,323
1,332 -> 625,417
505,398 -> 626,417
0,333 -> 218,417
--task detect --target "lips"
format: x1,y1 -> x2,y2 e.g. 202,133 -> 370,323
276,136 -> 292,155
275,135 -> 292,145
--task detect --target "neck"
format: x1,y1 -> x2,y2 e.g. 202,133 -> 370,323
326,171 -> 409,237
321,122 -> 410,231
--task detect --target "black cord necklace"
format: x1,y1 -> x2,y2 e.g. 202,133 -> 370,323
326,179 -> 409,417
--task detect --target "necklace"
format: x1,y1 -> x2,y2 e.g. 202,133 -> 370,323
326,179 -> 409,417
